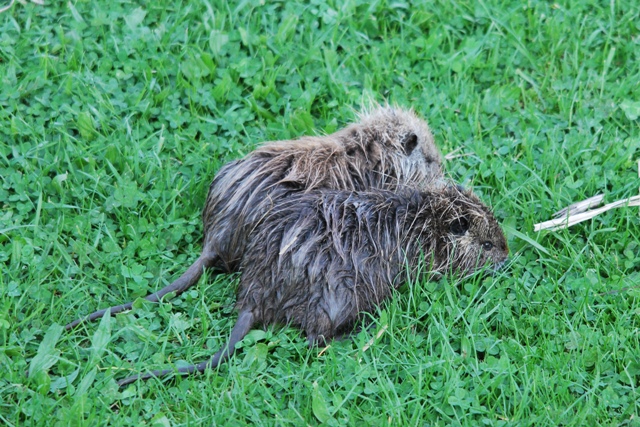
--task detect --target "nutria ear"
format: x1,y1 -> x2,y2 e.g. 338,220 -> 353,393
449,216 -> 469,235
403,132 -> 418,155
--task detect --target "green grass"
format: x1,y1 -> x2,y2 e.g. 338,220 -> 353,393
1,0 -> 640,425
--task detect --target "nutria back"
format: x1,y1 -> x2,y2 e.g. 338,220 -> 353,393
203,106 -> 443,272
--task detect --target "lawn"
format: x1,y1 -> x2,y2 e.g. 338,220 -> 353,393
1,0 -> 639,425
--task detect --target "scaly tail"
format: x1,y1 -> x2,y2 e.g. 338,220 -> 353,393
117,310 -> 255,387
65,253 -> 214,330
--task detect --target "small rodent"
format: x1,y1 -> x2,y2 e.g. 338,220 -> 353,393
66,106 -> 443,329
116,184 -> 508,386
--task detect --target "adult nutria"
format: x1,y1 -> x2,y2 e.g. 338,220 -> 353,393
66,106 -> 443,329
117,184 -> 508,386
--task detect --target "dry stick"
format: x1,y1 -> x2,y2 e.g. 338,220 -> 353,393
0,0 -> 15,13
534,195 -> 640,232
0,0 -> 44,13
553,194 -> 605,218
361,324 -> 388,353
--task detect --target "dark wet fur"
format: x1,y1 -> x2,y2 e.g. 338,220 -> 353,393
203,107 -> 442,272
66,107 -> 442,330
117,185 -> 508,386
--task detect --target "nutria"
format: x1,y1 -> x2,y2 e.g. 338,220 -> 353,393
116,184 -> 508,386
66,106 -> 443,329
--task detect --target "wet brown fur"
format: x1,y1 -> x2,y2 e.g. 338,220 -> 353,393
201,106 -> 442,272
66,106 -> 443,329
117,184 -> 508,386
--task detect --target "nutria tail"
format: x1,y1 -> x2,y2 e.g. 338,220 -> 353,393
116,310 -> 255,387
65,253 -> 216,330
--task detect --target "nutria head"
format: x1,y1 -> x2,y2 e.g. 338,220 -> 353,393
429,185 -> 509,274
338,106 -> 443,188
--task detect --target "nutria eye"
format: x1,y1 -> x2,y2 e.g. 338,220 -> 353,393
450,217 -> 469,235
482,241 -> 493,251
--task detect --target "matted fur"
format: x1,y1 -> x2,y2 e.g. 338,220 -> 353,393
202,106 -> 442,271
235,185 -> 508,341
66,106 -> 443,329
116,185 -> 508,386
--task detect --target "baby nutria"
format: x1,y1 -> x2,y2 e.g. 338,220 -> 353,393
117,184 -> 508,386
66,106 -> 443,329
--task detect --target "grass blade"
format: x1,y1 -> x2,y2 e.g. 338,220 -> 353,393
28,324 -> 64,378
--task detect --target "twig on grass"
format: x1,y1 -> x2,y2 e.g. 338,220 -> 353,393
361,324 -> 388,353
536,160 -> 640,231
552,194 -> 605,218
317,344 -> 331,357
534,195 -> 640,232
0,0 -> 15,13
0,0 -> 44,14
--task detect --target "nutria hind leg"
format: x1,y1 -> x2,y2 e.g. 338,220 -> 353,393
117,310 -> 255,387
65,252 -> 218,330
